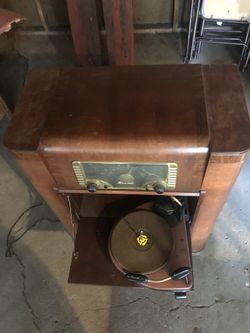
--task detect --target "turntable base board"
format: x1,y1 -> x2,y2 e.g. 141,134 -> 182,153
68,216 -> 192,291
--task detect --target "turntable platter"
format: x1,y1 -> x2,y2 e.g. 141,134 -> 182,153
109,210 -> 173,274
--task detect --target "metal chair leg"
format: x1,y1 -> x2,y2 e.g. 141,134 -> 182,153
184,0 -> 195,63
189,0 -> 202,61
197,18 -> 205,55
242,48 -> 250,72
239,23 -> 250,70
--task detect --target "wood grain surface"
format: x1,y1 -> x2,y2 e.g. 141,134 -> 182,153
102,0 -> 134,65
66,0 -> 102,65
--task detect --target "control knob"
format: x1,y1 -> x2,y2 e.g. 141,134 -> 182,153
153,182 -> 166,194
87,182 -> 98,193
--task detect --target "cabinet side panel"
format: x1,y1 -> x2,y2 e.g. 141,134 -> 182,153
191,154 -> 245,252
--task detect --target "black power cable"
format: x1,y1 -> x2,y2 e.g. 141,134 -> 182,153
5,202 -> 59,257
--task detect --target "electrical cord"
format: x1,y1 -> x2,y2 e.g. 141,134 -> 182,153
5,202 -> 59,257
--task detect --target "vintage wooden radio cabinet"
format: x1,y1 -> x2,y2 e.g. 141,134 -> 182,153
4,64 -> 250,298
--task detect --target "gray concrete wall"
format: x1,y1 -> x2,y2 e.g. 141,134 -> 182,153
133,0 -> 174,25
0,0 -> 179,28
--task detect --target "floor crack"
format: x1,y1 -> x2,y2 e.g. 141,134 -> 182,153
167,298 -> 250,312
59,297 -> 144,332
13,249 -> 41,333
58,296 -> 250,332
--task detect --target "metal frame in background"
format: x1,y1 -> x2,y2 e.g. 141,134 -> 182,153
241,37 -> 250,71
184,0 -> 250,71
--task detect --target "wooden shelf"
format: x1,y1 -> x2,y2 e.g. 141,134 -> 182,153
55,187 -> 201,197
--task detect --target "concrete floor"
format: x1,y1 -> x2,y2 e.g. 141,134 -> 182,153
0,33 -> 250,333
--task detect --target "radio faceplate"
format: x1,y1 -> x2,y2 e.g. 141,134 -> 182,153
72,161 -> 178,192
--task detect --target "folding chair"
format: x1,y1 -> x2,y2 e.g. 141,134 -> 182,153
185,0 -> 250,71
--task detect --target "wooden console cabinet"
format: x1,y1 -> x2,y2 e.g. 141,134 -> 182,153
4,65 -> 250,253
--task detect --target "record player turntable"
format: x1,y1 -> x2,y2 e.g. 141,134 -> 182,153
109,199 -> 192,291
4,64 -> 250,298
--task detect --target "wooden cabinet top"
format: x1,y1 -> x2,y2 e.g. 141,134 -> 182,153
4,64 -> 250,156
